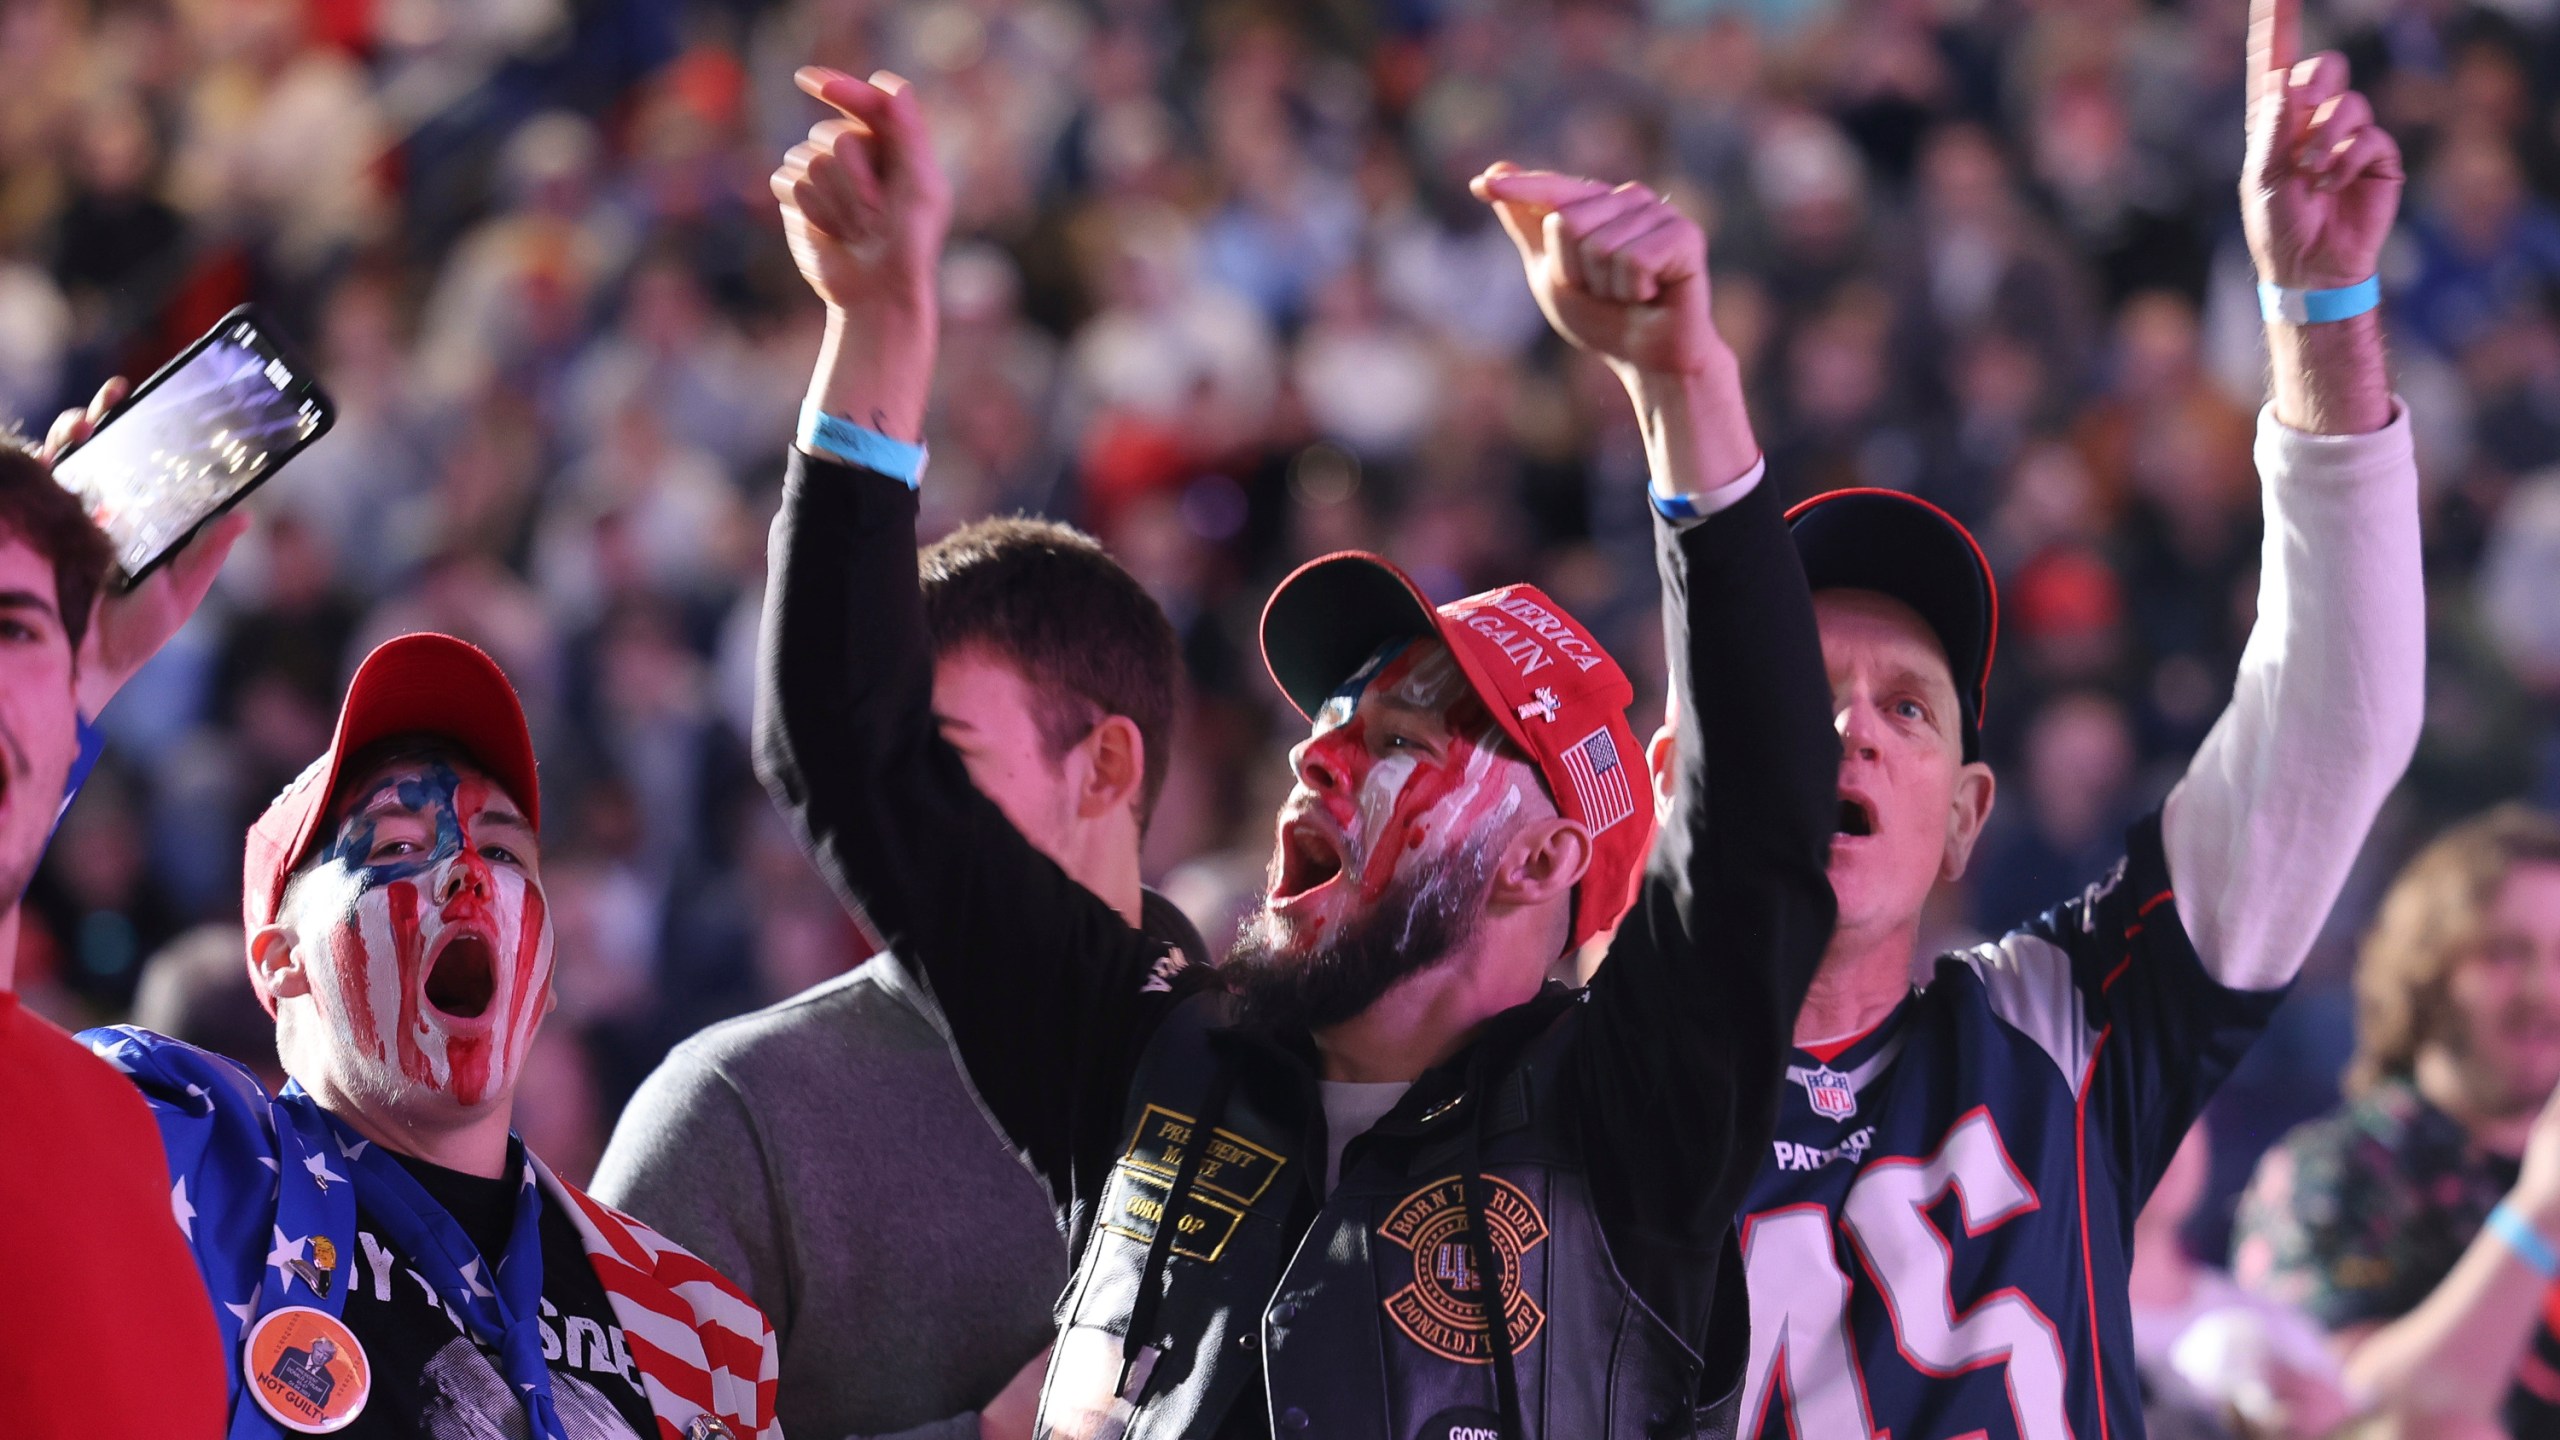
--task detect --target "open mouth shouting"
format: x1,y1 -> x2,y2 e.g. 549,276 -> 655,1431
1834,790 -> 1879,843
422,931 -> 500,1029
1271,817 -> 1350,907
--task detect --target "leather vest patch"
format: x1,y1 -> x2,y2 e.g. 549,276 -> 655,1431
1378,1175 -> 1550,1364
1100,1104 -> 1289,1264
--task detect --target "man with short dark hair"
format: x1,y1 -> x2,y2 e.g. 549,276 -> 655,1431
596,512 -> 1200,1440
0,383 -> 244,1437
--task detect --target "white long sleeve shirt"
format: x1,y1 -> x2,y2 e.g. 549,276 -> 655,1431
2162,402 -> 2426,992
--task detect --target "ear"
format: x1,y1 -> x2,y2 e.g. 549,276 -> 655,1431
1939,761 -> 1998,883
1075,714 -> 1147,824
249,923 -> 312,1002
1491,815 -> 1593,911
1644,723 -> 1677,825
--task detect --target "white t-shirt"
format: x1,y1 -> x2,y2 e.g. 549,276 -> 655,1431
1319,1080 -> 1413,1194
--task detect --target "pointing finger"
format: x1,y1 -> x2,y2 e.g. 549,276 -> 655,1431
2249,0 -> 2300,107
1476,168 -> 1618,211
864,71 -> 930,182
1474,164 -> 1549,266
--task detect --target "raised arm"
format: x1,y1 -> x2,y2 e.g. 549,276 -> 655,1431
1471,167 -> 1836,1261
2161,0 -> 2423,992
753,70 -> 1183,1202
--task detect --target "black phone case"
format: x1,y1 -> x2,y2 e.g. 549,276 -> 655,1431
53,303 -> 339,590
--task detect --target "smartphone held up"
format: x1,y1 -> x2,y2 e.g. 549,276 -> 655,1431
49,306 -> 336,589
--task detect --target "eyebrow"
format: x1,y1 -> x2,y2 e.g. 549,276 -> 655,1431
1361,694 -> 1450,731
345,787 -> 535,833
0,589 -> 59,620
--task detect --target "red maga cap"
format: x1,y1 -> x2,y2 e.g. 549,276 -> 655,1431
1260,553 -> 1653,952
241,634 -> 540,1007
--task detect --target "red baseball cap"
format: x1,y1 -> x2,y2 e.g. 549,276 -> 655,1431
1260,554 -> 1653,952
242,633 -> 540,1004
1786,489 -> 2000,762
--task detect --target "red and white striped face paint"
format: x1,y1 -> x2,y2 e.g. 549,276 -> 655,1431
289,755 -> 551,1109
1256,637 -> 1536,954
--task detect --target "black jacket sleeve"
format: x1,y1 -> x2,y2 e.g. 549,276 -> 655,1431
752,452 -> 1196,1215
1573,478 -> 1839,1333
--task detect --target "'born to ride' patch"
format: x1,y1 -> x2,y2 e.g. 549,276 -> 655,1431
1379,1175 -> 1550,1364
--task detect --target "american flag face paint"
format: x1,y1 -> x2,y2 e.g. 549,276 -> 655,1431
289,757 -> 551,1110
1258,637 -> 1533,954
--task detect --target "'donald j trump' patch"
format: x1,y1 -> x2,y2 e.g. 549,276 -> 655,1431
1379,1175 -> 1549,1364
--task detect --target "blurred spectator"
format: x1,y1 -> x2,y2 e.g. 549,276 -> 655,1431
129,922 -> 279,1090
2235,806 -> 2560,1438
412,110 -> 634,409
2399,128 -> 2560,363
2133,1122 -> 2350,1440
28,762 -> 185,1010
1968,689 -> 2140,933
164,0 -> 391,279
45,92 -> 183,353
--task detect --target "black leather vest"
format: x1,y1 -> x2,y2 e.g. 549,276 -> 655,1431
1035,987 -> 1747,1440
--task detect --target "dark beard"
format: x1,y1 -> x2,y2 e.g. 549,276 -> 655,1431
1219,835 -> 1496,1036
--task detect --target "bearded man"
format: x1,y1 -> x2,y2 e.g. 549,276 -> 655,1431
757,65 -> 1836,1440
84,632 -> 781,1440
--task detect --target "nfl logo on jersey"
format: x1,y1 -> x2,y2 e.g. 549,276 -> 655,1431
1799,1065 -> 1856,1121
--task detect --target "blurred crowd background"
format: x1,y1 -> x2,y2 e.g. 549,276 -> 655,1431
7,0 -> 2559,1245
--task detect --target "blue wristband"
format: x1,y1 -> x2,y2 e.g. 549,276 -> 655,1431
2488,1202 -> 2560,1279
1650,454 -> 1769,526
2258,274 -> 2382,325
798,402 -> 928,488
1650,489 -> 1706,523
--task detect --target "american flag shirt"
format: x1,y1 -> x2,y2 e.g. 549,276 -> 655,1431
1734,813 -> 2284,1440
80,1025 -> 782,1440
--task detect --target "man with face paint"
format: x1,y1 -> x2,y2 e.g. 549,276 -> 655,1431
83,632 -> 784,1440
759,67 -> 1837,1440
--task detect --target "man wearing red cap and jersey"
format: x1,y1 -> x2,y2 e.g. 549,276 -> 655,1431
82,632 -> 782,1440
1696,5 -> 2429,1439
757,66 -> 1835,1440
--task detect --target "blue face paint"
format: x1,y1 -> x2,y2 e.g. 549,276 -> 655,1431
1318,637 -> 1415,728
315,760 -> 470,889
290,754 -> 553,1108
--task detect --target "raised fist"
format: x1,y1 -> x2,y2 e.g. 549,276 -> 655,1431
772,68 -> 953,320
2242,0 -> 2403,293
1471,166 -> 1725,378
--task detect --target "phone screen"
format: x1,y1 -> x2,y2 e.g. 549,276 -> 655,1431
52,317 -> 329,580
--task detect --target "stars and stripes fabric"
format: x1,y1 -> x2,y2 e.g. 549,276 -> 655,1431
337,1128 -> 571,1439
79,1025 -> 783,1440
1561,724 -> 1636,834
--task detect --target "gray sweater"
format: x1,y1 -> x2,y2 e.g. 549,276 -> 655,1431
592,954 -> 1083,1440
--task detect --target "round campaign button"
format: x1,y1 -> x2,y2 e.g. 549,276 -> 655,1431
242,1305 -> 371,1434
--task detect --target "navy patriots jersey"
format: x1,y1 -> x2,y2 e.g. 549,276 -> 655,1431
1738,812 -> 2286,1440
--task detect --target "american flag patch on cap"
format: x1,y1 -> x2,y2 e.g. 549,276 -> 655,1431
1560,725 -> 1636,834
